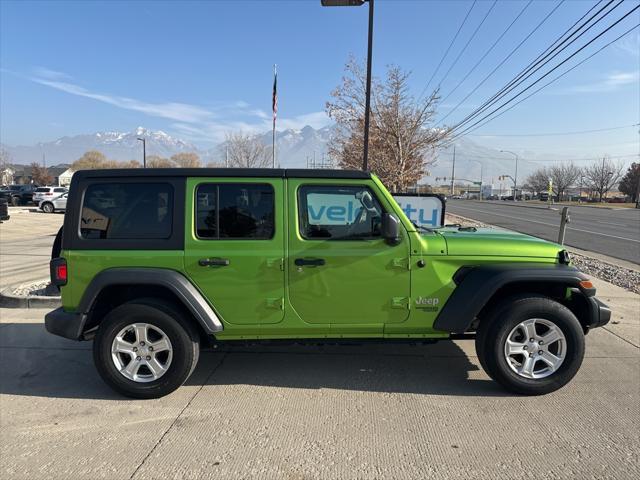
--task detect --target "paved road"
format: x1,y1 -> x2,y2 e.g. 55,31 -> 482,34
447,201 -> 640,264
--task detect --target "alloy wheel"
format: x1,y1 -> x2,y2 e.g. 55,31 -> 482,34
111,323 -> 173,383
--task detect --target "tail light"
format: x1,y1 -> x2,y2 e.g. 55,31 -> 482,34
50,257 -> 67,286
45,192 -> 52,195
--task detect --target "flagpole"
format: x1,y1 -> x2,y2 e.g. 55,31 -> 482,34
272,64 -> 277,169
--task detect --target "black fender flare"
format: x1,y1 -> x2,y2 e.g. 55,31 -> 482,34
78,268 -> 223,334
433,264 -> 591,333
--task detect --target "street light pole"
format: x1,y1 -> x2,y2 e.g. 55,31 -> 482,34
137,137 -> 146,168
500,150 -> 519,200
321,0 -> 373,171
469,159 -> 483,200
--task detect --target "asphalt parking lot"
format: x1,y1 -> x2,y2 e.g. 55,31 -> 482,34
1,207 -> 639,479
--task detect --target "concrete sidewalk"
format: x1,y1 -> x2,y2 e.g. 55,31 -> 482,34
1,280 -> 638,479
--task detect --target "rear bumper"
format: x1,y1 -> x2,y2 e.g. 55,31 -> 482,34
586,296 -> 611,329
45,307 -> 87,340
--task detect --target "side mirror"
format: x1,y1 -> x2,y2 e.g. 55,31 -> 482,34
382,213 -> 401,245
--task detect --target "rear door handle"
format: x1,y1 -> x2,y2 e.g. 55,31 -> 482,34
294,258 -> 325,267
198,258 -> 230,267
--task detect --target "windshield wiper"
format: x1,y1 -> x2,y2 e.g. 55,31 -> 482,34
413,222 -> 434,233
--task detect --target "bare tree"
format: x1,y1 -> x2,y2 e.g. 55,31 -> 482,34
72,151 -> 118,170
583,156 -> 625,201
118,160 -> 142,169
549,163 -> 581,201
225,132 -> 270,168
170,152 -> 201,168
524,167 -> 550,194
326,57 -> 449,192
147,155 -> 174,168
30,162 -> 54,185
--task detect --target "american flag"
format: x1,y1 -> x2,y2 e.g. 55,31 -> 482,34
272,66 -> 278,121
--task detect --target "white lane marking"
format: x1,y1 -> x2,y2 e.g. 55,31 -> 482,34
596,221 -> 627,227
450,204 -> 640,243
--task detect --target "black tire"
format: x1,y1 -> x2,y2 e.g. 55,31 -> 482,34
42,202 -> 55,213
476,295 -> 585,395
11,196 -> 20,206
93,299 -> 200,399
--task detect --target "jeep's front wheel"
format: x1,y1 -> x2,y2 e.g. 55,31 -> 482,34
93,300 -> 200,398
476,295 -> 585,395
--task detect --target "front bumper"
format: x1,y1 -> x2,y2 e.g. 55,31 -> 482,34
586,296 -> 611,329
45,307 -> 87,340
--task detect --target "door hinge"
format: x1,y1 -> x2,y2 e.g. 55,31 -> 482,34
266,258 -> 285,271
391,297 -> 410,309
266,297 -> 284,310
392,257 -> 410,270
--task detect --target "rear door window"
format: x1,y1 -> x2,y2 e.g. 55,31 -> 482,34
81,183 -> 173,239
196,184 -> 274,239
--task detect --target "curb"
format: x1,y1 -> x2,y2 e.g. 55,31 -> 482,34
465,200 -> 558,211
466,200 -> 632,212
0,287 -> 61,308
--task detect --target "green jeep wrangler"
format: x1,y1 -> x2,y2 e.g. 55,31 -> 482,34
45,168 -> 610,398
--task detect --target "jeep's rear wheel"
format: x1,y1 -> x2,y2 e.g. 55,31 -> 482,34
11,196 -> 20,206
476,295 -> 585,395
93,300 -> 200,398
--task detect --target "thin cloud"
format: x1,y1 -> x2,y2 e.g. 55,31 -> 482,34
31,76 -> 214,123
613,32 -> 640,57
27,67 -> 331,145
171,111 -> 331,144
561,70 -> 639,94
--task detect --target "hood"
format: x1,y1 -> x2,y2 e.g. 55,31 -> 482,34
437,227 -> 562,258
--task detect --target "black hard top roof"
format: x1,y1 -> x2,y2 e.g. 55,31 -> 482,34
73,168 -> 371,180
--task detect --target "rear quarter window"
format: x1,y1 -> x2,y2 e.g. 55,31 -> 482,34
81,183 -> 173,240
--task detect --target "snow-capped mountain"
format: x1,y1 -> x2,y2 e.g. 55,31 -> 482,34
3,127 -> 199,165
2,125 -> 533,184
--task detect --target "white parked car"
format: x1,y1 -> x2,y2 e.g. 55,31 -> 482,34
33,186 -> 68,204
39,192 -> 68,213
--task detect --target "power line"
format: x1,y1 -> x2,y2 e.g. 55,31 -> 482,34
469,124 -> 640,138
436,0 -> 498,90
439,0 -> 566,123
450,0 -> 623,134
448,21 -> 640,142
440,0 -> 533,105
420,0 -> 477,100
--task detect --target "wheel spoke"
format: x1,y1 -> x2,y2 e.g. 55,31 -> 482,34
519,356 -> 537,378
150,337 -> 171,353
122,358 -> 140,379
521,319 -> 538,340
134,324 -> 148,344
112,337 -> 135,355
145,357 -> 167,378
540,351 -> 562,372
506,339 -> 526,356
541,327 -> 562,346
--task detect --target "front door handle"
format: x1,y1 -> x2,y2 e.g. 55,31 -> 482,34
198,258 -> 230,267
294,258 -> 325,267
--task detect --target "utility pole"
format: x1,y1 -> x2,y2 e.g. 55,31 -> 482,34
450,145 -> 456,196
225,145 -> 229,168
137,137 -> 146,168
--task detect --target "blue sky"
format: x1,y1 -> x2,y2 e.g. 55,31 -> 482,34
1,0 -> 638,161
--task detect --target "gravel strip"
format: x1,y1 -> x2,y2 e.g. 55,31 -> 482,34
11,279 -> 60,297
570,253 -> 640,294
442,213 -> 640,294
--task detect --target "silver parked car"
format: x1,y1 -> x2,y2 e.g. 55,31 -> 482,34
33,186 -> 68,204
39,192 -> 68,213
